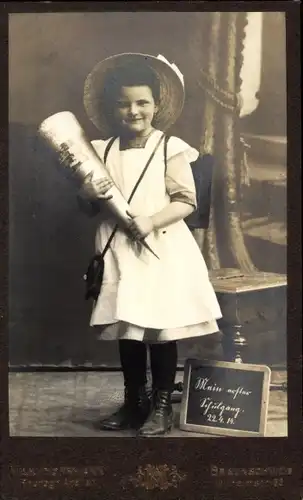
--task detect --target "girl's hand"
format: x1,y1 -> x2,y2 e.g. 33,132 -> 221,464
126,211 -> 154,240
80,176 -> 114,201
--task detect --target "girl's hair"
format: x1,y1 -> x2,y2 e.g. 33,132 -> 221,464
103,63 -> 161,103
101,63 -> 161,129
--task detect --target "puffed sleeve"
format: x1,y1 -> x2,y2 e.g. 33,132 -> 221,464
165,137 -> 199,208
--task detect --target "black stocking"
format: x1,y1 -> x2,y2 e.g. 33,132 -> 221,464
149,341 -> 177,392
118,339 -> 147,387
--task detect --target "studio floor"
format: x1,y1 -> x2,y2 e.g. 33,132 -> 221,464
9,370 -> 287,438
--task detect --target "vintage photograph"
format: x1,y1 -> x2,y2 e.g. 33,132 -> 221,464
8,11 -> 287,438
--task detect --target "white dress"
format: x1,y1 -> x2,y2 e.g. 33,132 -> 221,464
89,129 -> 222,342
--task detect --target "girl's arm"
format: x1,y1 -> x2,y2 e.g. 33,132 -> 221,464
127,150 -> 197,240
152,149 -> 197,228
126,201 -> 194,240
151,201 -> 194,230
77,177 -> 114,218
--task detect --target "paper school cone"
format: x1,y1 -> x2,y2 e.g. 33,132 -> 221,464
38,111 -> 159,259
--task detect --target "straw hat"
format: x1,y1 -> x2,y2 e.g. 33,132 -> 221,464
83,53 -> 185,138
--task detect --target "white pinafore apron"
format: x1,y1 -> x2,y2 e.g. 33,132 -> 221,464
89,130 -> 222,342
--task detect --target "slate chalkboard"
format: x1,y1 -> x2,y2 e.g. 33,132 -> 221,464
179,359 -> 271,437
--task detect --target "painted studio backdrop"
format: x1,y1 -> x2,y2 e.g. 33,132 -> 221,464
9,12 -> 287,368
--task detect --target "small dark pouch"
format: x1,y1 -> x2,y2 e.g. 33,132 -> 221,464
84,254 -> 105,301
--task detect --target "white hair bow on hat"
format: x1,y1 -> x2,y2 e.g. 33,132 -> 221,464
156,54 -> 184,86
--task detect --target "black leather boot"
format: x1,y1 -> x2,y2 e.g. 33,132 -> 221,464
137,390 -> 173,437
99,385 -> 151,431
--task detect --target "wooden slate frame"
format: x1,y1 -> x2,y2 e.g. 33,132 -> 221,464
179,359 -> 271,437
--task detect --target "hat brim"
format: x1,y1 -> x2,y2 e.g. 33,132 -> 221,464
83,53 -> 185,138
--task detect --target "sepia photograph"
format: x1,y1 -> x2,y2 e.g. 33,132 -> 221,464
8,10 -> 287,441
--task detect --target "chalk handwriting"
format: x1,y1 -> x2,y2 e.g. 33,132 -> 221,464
194,377 -> 223,392
227,387 -> 251,399
200,397 -> 243,420
194,378 -> 252,400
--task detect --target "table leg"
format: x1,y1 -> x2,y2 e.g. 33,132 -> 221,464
220,321 -> 248,363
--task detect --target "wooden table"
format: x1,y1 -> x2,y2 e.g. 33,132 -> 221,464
209,268 -> 287,365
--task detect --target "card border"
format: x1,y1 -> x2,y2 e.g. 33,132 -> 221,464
1,2 -> 301,499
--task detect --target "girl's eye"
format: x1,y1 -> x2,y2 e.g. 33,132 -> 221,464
116,100 -> 150,109
117,102 -> 128,109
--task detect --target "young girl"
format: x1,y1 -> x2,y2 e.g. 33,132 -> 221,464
78,53 -> 222,437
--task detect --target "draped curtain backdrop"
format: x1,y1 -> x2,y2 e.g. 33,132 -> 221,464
191,12 -> 257,273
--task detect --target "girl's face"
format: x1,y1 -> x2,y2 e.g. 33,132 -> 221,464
113,85 -> 158,136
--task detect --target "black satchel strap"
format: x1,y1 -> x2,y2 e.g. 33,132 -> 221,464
103,136 -> 117,164
164,134 -> 170,174
127,133 -> 165,204
101,132 -> 165,258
